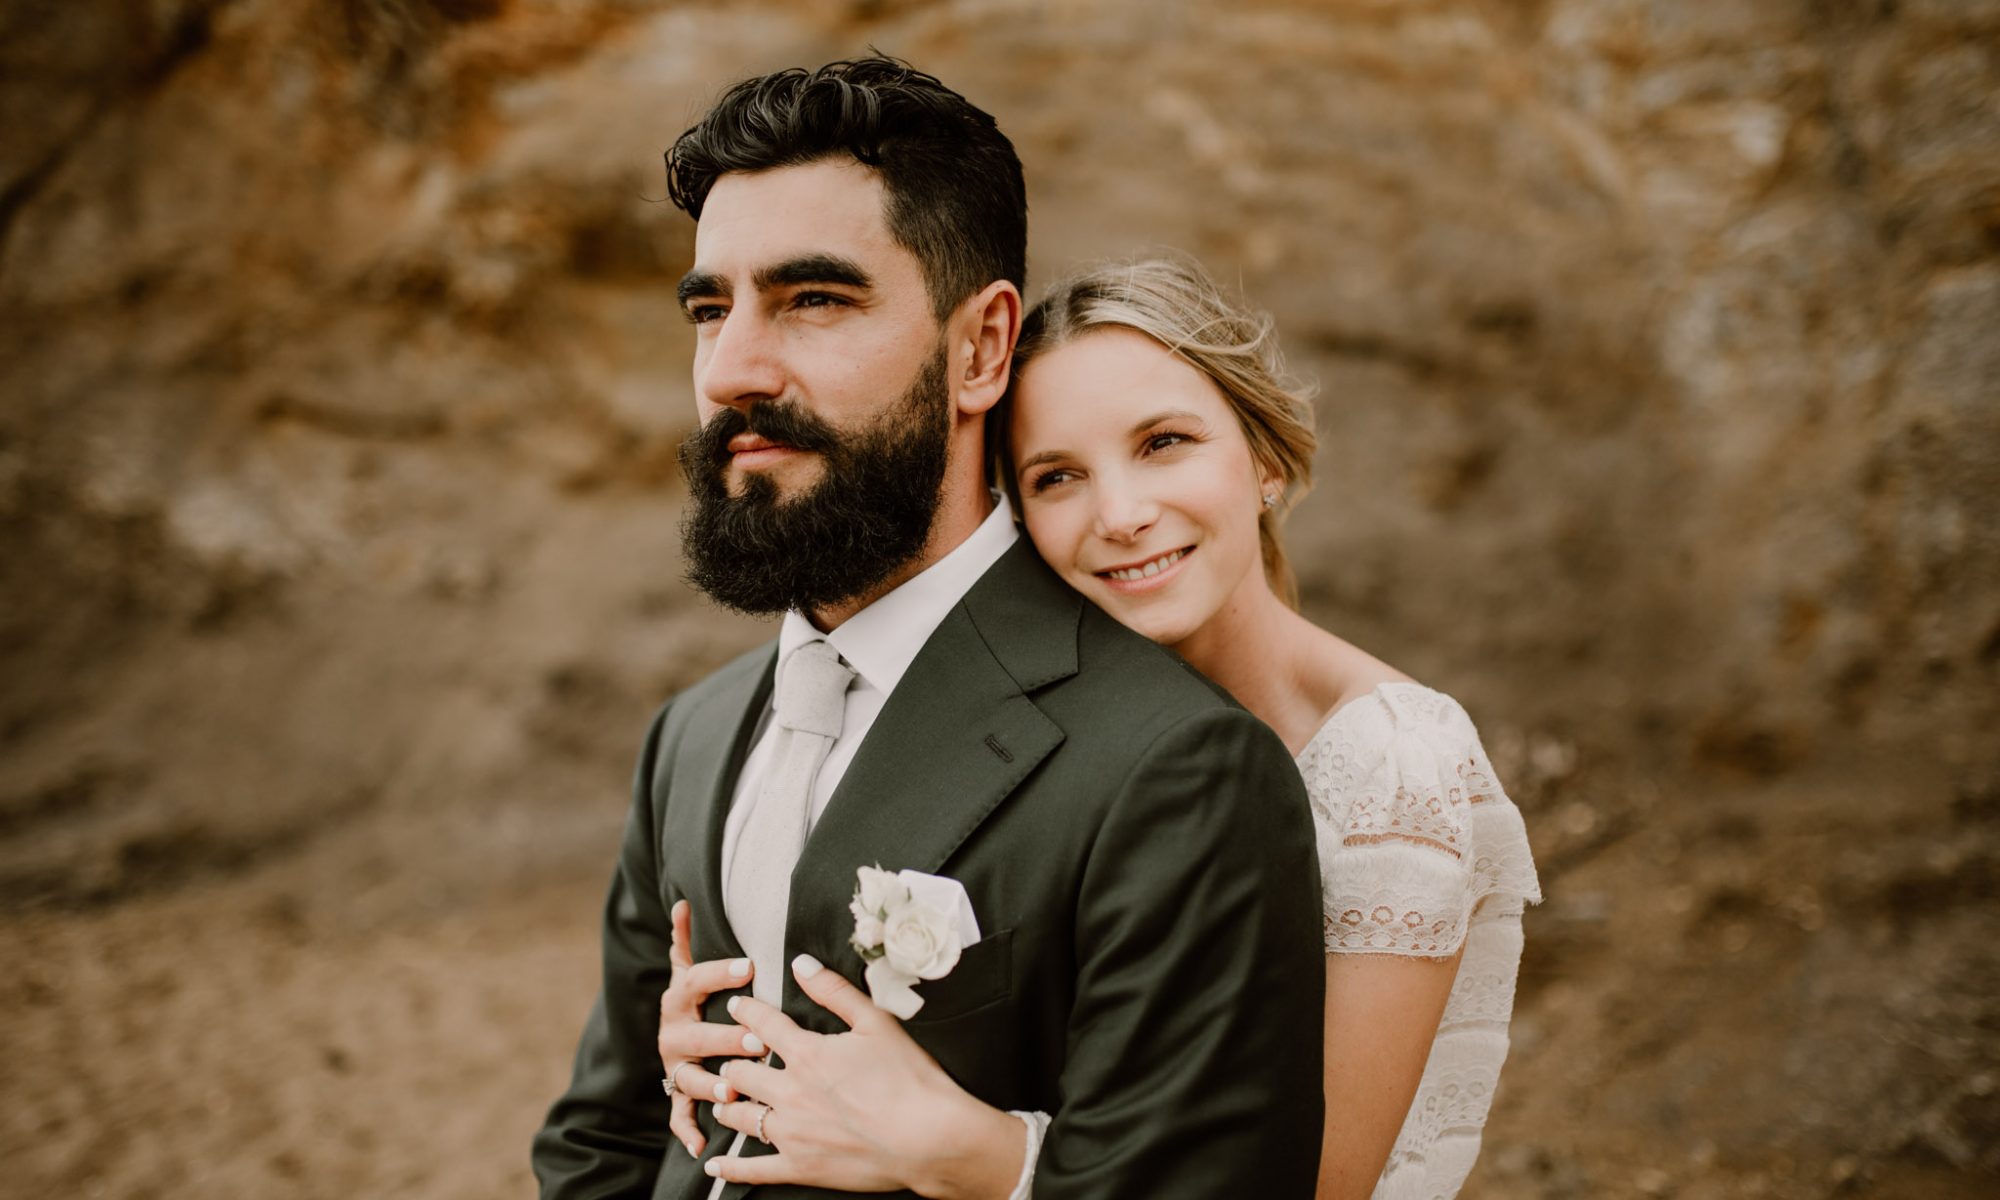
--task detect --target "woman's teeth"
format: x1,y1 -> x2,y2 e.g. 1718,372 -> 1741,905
1104,548 -> 1187,582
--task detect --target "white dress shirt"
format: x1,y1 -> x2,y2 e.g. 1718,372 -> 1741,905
707,496 -> 1020,1196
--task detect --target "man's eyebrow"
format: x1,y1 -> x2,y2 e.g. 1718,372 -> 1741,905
677,256 -> 873,310
676,270 -> 728,308
754,253 -> 873,292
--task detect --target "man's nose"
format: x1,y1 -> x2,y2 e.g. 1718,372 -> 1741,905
696,307 -> 786,412
1092,476 -> 1159,543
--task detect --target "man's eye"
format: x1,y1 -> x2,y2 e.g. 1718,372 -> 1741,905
684,304 -> 725,325
794,291 -> 849,310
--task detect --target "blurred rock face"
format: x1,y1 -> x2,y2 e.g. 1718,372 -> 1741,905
4,0 -> 1993,774
1,2 -> 1996,1198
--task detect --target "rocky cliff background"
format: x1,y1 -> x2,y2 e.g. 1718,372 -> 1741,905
2,1 -> 1996,1197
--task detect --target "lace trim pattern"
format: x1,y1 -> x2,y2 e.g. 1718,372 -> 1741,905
1298,684 -> 1540,959
1342,753 -> 1497,860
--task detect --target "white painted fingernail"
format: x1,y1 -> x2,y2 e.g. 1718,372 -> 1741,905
728,958 -> 751,978
726,996 -> 742,1018
742,1032 -> 765,1054
793,953 -> 822,979
713,1081 -> 731,1102
704,1158 -> 722,1176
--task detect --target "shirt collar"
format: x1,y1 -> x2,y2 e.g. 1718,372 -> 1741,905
776,494 -> 1021,698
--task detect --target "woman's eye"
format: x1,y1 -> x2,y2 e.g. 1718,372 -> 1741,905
1028,469 -> 1073,494
1144,432 -> 1190,454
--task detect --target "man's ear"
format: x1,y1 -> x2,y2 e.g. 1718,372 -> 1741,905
951,279 -> 1022,419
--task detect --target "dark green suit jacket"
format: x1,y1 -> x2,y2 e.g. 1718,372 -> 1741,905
532,540 -> 1325,1198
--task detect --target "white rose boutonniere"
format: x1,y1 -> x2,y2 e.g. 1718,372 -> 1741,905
848,865 -> 977,1019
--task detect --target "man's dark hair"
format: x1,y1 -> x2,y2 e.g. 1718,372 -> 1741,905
666,56 -> 1027,320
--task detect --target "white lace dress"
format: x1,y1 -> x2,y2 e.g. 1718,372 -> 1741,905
1297,682 -> 1542,1199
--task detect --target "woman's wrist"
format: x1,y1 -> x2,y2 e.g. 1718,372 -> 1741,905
909,1088 -> 1028,1200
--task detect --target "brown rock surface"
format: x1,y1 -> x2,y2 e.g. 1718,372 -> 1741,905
2,2 -> 1996,1197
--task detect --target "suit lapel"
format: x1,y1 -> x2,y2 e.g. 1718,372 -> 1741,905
716,546 -> 1082,1197
661,643 -> 776,966
781,543 -> 1080,1007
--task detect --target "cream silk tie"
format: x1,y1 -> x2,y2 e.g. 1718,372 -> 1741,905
725,638 -> 856,1004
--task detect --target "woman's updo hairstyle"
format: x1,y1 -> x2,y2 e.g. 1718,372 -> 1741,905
998,256 -> 1319,608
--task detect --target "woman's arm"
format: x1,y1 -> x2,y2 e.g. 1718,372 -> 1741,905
1315,949 -> 1462,1200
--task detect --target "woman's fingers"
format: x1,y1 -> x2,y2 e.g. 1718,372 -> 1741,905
725,992 -> 812,1061
656,931 -> 757,1112
669,1061 -> 741,1105
790,953 -> 886,1031
657,1018 -> 763,1069
669,899 -> 695,972
659,957 -> 753,1016
717,1056 -> 791,1107
667,1092 -> 705,1158
711,1099 -> 774,1141
702,1145 -> 800,1185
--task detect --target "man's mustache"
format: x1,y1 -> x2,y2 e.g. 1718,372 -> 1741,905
679,400 -> 842,473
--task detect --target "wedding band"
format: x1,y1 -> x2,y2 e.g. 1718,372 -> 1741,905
754,1105 -> 771,1144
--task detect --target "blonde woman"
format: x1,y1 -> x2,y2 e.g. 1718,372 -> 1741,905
659,257 -> 1541,1199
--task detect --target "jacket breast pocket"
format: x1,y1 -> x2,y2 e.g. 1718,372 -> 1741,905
902,927 -> 1020,1096
903,927 -> 1013,1025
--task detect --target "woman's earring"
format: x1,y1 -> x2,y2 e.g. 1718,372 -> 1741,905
1261,491 -> 1279,510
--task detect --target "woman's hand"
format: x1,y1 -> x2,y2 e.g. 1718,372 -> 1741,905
657,899 -> 762,1157
700,954 -> 1026,1200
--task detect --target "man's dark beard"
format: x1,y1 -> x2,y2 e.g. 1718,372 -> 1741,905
677,348 -> 953,616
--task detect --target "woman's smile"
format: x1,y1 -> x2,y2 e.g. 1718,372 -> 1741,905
1095,545 -> 1194,592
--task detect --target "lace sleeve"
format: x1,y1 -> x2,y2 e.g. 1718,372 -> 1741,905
1300,685 -> 1541,958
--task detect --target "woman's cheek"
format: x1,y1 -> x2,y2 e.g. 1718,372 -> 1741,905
1019,503 -> 1070,577
1023,493 -> 1070,544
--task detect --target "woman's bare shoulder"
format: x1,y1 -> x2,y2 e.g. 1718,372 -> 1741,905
1310,630 -> 1419,723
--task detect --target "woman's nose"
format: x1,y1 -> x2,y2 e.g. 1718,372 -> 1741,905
1092,479 -> 1159,543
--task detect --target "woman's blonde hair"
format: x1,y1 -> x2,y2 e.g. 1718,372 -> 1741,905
997,256 -> 1319,607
